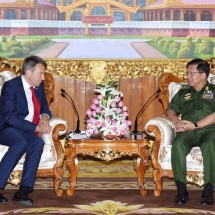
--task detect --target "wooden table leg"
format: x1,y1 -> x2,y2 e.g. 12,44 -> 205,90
66,146 -> 78,196
136,144 -> 150,196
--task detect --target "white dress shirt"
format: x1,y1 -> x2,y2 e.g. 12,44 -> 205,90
22,75 -> 34,122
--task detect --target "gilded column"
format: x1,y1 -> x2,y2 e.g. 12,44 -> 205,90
0,8 -> 3,19
180,8 -> 184,21
196,9 -> 201,21
163,10 -> 165,21
213,10 -> 215,21
84,4 -> 89,35
107,4 -> 111,36
35,8 -> 39,20
17,9 -> 21,19
127,12 -> 131,21
27,9 -> 31,19
170,9 -> 173,20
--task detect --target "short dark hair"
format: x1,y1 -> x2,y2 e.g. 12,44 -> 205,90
21,55 -> 47,75
187,59 -> 210,78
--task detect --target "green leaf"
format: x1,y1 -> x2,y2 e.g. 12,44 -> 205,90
106,74 -> 110,86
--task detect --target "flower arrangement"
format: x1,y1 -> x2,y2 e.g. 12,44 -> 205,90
85,75 -> 131,139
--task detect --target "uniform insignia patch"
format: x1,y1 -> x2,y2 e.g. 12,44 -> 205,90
184,93 -> 191,100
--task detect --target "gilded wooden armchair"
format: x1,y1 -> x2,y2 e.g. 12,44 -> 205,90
0,61 -> 67,196
145,71 -> 215,197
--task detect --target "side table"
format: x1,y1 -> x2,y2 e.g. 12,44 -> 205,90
65,137 -> 150,196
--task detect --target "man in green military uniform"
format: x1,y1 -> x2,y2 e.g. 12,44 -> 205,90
166,59 -> 215,205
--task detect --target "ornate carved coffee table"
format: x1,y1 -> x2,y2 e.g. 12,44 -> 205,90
65,138 -> 150,196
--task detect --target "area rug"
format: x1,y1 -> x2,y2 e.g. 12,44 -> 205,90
1,159 -> 214,214
0,189 -> 215,215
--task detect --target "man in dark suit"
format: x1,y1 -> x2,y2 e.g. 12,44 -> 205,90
0,56 -> 52,206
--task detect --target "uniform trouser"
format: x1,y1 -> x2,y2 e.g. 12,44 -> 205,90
0,127 -> 44,192
171,127 -> 215,186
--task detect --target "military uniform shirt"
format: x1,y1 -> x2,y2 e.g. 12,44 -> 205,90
167,81 -> 215,128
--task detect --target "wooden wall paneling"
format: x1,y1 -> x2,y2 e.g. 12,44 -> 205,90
155,76 -> 164,116
119,78 -> 132,130
84,81 -> 97,130
72,79 -> 85,132
131,77 -> 144,132
141,76 -> 157,130
50,76 -> 64,119
62,77 -> 76,132
50,75 -> 164,134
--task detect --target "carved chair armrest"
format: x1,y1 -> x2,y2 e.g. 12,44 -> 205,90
145,115 -> 175,170
145,115 -> 175,145
41,117 -> 67,159
40,117 -> 67,171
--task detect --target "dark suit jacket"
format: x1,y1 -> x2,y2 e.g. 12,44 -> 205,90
0,76 -> 52,133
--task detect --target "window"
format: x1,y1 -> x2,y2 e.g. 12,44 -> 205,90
71,11 -> 83,21
201,11 -> 212,21
21,9 -> 27,20
184,10 -> 195,21
174,10 -> 180,21
160,11 -> 163,21
30,10 -> 35,19
114,12 -> 125,21
4,9 -> 16,19
92,7 -> 106,15
165,11 -> 170,20
132,11 -> 143,21
57,12 -> 65,20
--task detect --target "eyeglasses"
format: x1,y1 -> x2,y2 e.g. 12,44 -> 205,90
186,72 -> 204,76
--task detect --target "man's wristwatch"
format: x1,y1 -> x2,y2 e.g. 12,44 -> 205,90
194,122 -> 199,131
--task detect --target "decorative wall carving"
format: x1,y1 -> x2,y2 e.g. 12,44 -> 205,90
1,58 -> 194,84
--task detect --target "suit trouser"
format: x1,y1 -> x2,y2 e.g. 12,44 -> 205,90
171,127 -> 215,185
0,127 -> 44,191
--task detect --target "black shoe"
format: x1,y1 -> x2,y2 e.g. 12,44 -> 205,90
200,189 -> 213,205
12,191 -> 33,206
175,189 -> 189,204
0,193 -> 8,204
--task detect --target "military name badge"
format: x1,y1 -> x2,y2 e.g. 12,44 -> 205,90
202,86 -> 214,100
184,93 -> 191,100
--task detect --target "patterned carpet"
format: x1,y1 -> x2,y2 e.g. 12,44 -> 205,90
2,158 -> 215,215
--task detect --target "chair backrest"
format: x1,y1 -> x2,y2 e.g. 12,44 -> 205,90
0,68 -> 17,94
158,73 -> 185,112
158,72 -> 215,113
0,64 -> 54,107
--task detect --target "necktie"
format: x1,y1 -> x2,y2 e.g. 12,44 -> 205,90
30,87 -> 40,125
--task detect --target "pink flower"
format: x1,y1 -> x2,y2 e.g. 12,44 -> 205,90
123,106 -> 128,111
112,120 -> 117,126
97,95 -> 102,100
115,96 -> 121,102
117,108 -> 122,113
95,107 -> 100,112
113,127 -> 117,132
86,109 -> 92,115
91,111 -> 96,117
127,121 -> 132,126
95,121 -> 101,126
105,116 -> 110,122
89,117 -> 95,123
111,102 -> 116,108
93,98 -> 99,104
91,104 -> 96,109
93,130 -> 99,135
123,112 -> 128,117
120,130 -> 127,135
118,101 -> 123,107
